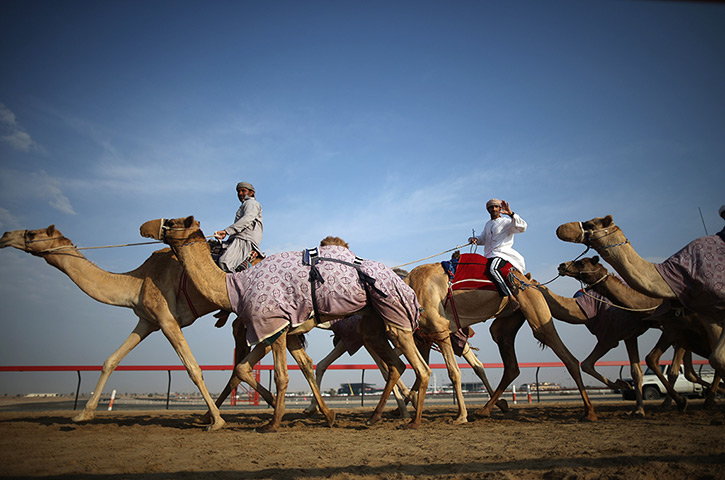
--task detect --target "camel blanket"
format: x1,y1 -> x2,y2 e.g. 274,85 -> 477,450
574,289 -> 646,343
451,253 -> 512,291
654,233 -> 725,319
226,245 -> 421,346
330,315 -> 364,356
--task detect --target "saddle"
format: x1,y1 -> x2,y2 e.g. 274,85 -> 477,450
448,253 -> 512,291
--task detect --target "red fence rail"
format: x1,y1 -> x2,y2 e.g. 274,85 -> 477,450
0,359 -> 709,410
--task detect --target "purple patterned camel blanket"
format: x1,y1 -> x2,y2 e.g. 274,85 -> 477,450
654,233 -> 725,319
329,315 -> 364,355
226,245 -> 421,346
574,287 -> 647,343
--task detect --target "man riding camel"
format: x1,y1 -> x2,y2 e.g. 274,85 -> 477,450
468,198 -> 527,310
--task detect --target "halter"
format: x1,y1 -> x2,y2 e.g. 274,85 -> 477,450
23,230 -> 77,255
577,222 -> 630,250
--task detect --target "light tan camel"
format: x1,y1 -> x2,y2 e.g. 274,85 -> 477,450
534,257 -> 656,416
0,225 -> 230,430
556,215 -> 725,381
139,216 -> 431,430
404,261 -> 598,423
558,256 -> 724,411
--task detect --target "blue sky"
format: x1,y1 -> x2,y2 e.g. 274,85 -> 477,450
1,0 -> 723,396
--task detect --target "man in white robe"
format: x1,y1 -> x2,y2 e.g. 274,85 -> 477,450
468,198 -> 527,310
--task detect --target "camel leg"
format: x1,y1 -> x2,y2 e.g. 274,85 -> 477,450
287,335 -> 336,427
358,315 -> 408,426
303,342 -> 345,415
645,341 -> 687,411
578,338 -> 642,416
157,317 -> 227,431
517,291 -> 597,422
476,313 -> 525,418
201,319 -> 272,423
682,351 -> 723,409
386,326 -> 431,429
436,334 -> 469,424
73,320 -> 157,423
623,337 -> 645,417
708,326 -> 725,384
368,348 -> 412,419
255,334 -> 289,433
461,344 -> 509,413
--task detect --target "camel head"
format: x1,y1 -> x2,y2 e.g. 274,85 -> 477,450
0,225 -> 72,255
139,216 -> 202,244
558,256 -> 609,285
556,215 -> 614,244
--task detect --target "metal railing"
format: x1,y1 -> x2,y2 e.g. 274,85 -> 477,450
0,359 -> 709,409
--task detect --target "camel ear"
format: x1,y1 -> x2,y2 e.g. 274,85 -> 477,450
592,255 -> 599,264
183,216 -> 196,228
602,215 -> 613,226
46,225 -> 56,236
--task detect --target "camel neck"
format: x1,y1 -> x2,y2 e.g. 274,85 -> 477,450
590,228 -> 677,300
539,287 -> 587,324
42,247 -> 141,307
589,275 -> 662,311
170,235 -> 231,310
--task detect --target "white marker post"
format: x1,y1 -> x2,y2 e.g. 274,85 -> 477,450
108,389 -> 117,411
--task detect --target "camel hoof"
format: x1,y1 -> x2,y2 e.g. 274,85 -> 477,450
496,399 -> 510,413
72,411 -> 94,423
302,408 -> 317,417
399,420 -> 421,430
452,416 -> 468,425
676,398 -> 688,413
254,423 -> 279,433
366,413 -> 383,426
474,408 -> 492,419
325,410 -> 336,427
580,413 -> 598,422
204,420 -> 226,432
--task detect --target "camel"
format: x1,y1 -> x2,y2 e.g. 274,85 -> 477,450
533,257 -> 657,416
302,318 -> 508,417
405,259 -> 598,424
0,225 -> 238,430
139,216 -> 431,430
556,215 -> 725,380
557,255 -> 724,410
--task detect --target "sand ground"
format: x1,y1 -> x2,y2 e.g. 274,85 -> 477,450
1,400 -> 723,479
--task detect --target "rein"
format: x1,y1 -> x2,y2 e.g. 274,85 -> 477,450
392,242 -> 473,270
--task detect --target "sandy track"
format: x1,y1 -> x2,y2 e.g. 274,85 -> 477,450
1,401 -> 723,479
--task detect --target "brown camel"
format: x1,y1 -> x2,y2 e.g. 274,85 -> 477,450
557,256 -> 724,411
139,216 -> 431,430
533,257 -> 657,416
0,225 -> 229,430
556,215 -> 725,382
404,261 -> 598,423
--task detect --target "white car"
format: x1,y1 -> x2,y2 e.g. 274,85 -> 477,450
621,364 -> 717,401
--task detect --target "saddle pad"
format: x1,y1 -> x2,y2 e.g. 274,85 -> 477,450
451,253 -> 511,291
654,233 -> 725,318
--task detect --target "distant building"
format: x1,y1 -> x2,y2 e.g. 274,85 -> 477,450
337,383 -> 382,396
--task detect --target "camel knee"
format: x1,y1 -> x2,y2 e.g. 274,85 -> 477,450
709,352 -> 725,376
235,364 -> 254,383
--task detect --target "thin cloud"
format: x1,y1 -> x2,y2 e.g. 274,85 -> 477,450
0,169 -> 76,216
0,103 -> 45,153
